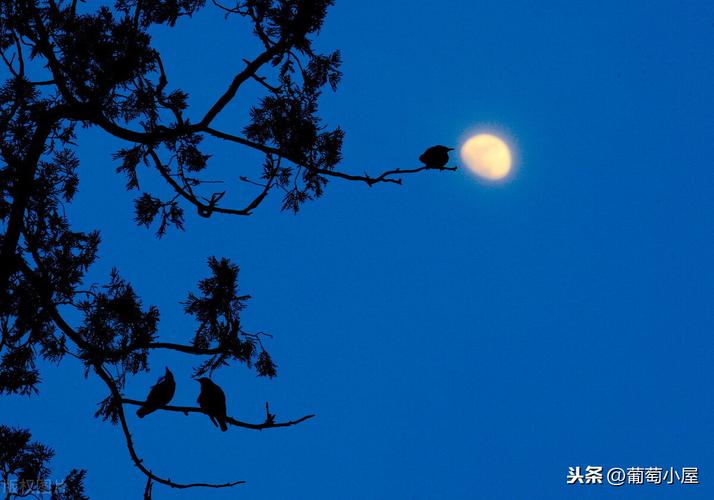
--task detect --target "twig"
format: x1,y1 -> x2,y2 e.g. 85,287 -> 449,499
143,477 -> 152,500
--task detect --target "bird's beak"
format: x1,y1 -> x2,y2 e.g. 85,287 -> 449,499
447,147 -> 455,151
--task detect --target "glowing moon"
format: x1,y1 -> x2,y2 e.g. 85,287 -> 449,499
460,134 -> 512,180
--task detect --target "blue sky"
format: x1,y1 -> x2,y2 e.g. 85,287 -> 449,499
4,0 -> 714,498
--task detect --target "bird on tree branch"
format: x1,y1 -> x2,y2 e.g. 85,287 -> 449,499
197,378 -> 229,432
136,367 -> 176,418
419,145 -> 455,169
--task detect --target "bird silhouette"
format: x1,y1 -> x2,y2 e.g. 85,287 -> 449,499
196,378 -> 228,432
136,367 -> 176,418
419,145 -> 454,168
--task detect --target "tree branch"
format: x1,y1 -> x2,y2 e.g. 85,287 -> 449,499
15,258 -> 262,363
199,39 -> 288,127
147,150 -> 274,217
121,399 -> 315,430
145,342 -> 224,355
205,127 -> 459,185
143,477 -> 153,500
94,364 -> 245,490
0,116 -> 59,300
20,252 -> 254,361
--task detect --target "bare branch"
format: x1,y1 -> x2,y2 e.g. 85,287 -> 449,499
199,40 -> 288,127
143,477 -> 153,500
121,399 -> 316,430
145,342 -> 227,356
205,127 -> 459,185
147,150 -> 274,217
211,0 -> 245,16
241,58 -> 280,93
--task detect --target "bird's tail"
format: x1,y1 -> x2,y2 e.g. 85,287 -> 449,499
136,406 -> 150,418
219,419 -> 228,432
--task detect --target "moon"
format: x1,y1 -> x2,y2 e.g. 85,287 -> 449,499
460,134 -> 512,180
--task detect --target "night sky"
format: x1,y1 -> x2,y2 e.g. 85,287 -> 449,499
4,0 -> 714,498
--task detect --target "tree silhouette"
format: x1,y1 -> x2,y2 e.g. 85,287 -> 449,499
0,0 -> 456,497
0,425 -> 89,499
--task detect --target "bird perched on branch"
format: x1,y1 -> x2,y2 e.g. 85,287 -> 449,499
136,367 -> 176,418
196,378 -> 229,432
419,145 -> 454,168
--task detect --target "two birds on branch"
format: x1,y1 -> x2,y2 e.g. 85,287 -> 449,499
135,146 -> 453,431
136,368 -> 229,432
